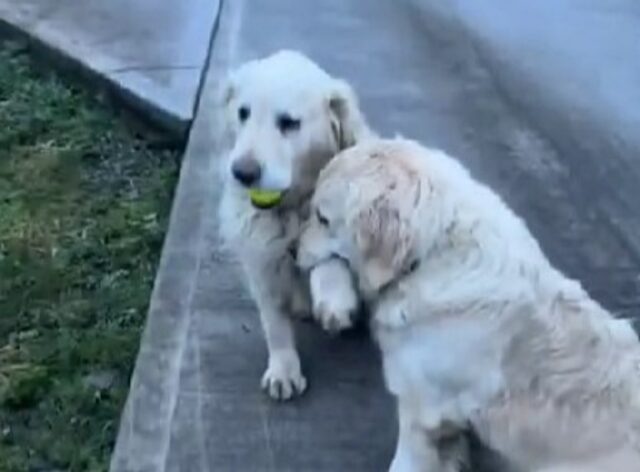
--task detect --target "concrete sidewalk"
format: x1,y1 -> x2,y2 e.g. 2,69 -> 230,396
412,0 -> 640,271
0,0 -> 221,136
110,0 -> 640,471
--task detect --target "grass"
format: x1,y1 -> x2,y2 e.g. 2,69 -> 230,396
0,42 -> 179,471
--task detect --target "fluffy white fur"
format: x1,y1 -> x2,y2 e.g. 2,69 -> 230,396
298,138 -> 640,470
218,50 -> 370,400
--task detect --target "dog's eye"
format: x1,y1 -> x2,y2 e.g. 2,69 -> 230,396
276,113 -> 301,134
238,106 -> 250,123
316,209 -> 330,226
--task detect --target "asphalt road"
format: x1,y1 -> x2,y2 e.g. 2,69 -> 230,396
113,0 -> 640,470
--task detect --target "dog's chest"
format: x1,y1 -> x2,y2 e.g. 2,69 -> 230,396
378,320 -> 505,425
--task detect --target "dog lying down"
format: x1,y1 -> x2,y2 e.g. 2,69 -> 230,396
298,137 -> 640,471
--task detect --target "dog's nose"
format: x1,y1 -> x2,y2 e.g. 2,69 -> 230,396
231,155 -> 261,187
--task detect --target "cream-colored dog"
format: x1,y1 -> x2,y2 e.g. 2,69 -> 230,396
298,137 -> 640,471
218,51 -> 370,400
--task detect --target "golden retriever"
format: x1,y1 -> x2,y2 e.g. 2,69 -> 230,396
218,51 -> 370,400
298,137 -> 640,470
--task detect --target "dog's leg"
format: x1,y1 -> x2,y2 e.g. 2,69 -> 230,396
390,403 -> 464,472
288,270 -> 313,320
390,403 -> 438,472
309,258 -> 359,333
244,258 -> 307,401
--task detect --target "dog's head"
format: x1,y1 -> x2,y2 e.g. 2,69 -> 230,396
298,139 -> 429,298
222,50 -> 370,201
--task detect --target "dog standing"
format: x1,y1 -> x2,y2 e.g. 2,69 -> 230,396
298,138 -> 640,470
218,51 -> 370,400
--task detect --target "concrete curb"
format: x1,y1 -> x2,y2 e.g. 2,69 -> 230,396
109,0 -> 231,469
0,18 -> 181,143
0,1 -> 221,144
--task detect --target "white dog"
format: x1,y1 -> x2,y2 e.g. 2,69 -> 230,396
298,137 -> 640,471
218,51 -> 370,400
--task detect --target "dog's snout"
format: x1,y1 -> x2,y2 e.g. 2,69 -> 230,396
232,155 -> 262,187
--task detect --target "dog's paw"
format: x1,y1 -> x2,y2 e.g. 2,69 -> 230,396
313,297 -> 358,334
261,351 -> 307,400
310,260 -> 360,334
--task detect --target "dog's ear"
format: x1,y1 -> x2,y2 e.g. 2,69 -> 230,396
328,79 -> 371,150
350,194 -> 415,293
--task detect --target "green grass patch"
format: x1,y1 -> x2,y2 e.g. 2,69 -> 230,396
0,42 -> 179,471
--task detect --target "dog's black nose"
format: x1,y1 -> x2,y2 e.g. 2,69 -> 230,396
232,156 -> 261,187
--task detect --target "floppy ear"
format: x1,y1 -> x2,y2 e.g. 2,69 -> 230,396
328,79 -> 372,150
350,194 -> 415,292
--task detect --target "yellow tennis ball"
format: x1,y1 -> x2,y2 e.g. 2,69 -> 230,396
248,189 -> 283,209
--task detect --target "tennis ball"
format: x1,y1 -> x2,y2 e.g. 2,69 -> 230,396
248,189 -> 283,209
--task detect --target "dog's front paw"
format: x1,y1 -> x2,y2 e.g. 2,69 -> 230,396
313,297 -> 358,334
261,350 -> 307,400
310,259 -> 359,334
